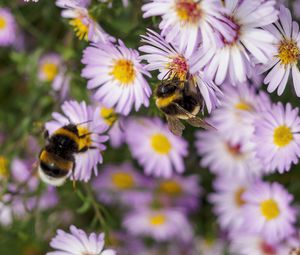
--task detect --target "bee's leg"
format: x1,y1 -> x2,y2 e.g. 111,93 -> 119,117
71,158 -> 77,190
78,132 -> 93,138
78,145 -> 98,153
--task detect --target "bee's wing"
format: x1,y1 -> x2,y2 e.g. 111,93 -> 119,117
166,115 -> 185,136
172,102 -> 216,130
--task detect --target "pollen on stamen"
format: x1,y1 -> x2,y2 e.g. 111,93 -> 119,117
110,59 -> 136,85
175,0 -> 201,24
278,39 -> 300,65
168,55 -> 189,80
0,17 -> 7,30
149,214 -> 166,226
69,18 -> 89,41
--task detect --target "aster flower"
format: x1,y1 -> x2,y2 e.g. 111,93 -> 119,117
125,118 -> 188,178
154,174 -> 201,212
242,181 -> 296,243
47,225 -> 116,255
38,53 -> 61,82
123,208 -> 192,242
38,53 -> 71,101
142,0 -> 235,56
253,102 -> 300,173
196,129 -> 264,180
262,5 -> 300,96
139,29 -> 221,112
211,83 -> 271,142
209,177 -> 253,233
82,40 -> 152,115
56,0 -> 114,43
92,162 -> 152,207
93,104 -> 125,148
11,158 -> 39,191
190,0 -> 278,85
45,100 -> 109,183
0,8 -> 16,47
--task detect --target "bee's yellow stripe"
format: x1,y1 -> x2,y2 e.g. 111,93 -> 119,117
156,93 -> 180,108
40,150 -> 73,170
53,128 -> 79,144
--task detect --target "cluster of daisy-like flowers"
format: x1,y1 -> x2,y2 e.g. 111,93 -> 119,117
196,81 -> 300,252
3,0 -> 300,254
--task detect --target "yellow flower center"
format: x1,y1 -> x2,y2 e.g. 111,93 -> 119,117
100,107 -> 117,126
41,62 -> 58,82
77,127 -> 92,150
158,180 -> 182,196
235,101 -> 253,112
278,39 -> 300,65
0,156 -> 8,178
234,187 -> 246,207
69,18 -> 89,41
175,0 -> 201,24
260,199 -> 280,221
149,214 -> 166,226
110,59 -> 135,85
151,133 -> 172,155
168,55 -> 189,81
111,171 -> 135,190
0,17 -> 7,30
273,125 -> 293,147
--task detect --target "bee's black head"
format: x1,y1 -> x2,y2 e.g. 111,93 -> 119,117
156,82 -> 178,97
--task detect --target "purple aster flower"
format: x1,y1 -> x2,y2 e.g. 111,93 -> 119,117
196,128 -> 264,180
209,177 -> 253,233
210,84 -> 271,142
92,162 -> 152,208
142,0 -> 235,56
81,40 -> 152,115
139,29 -> 221,112
125,118 -> 188,178
211,83 -> 271,143
0,8 -> 16,47
38,53 -> 71,101
154,174 -> 201,212
123,207 -> 192,242
230,232 -> 300,255
11,158 -> 39,191
26,186 -> 58,211
45,100 -> 109,184
93,104 -> 125,148
242,181 -> 296,243
56,0 -> 114,43
253,102 -> 300,173
190,0 -> 278,85
47,225 -> 116,255
262,5 -> 300,96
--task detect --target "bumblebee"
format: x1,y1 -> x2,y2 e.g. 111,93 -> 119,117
38,123 -> 93,186
155,74 -> 214,136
